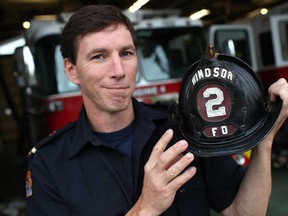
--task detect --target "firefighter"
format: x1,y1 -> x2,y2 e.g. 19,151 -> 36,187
26,5 -> 288,216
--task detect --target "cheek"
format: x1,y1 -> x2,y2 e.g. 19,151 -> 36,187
77,64 -> 100,82
129,69 -> 137,80
127,61 -> 138,81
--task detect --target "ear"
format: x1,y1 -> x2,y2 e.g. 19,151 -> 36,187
64,58 -> 80,85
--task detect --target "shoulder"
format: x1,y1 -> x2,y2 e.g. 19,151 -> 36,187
133,98 -> 173,118
142,101 -> 172,111
137,99 -> 174,116
27,122 -> 76,158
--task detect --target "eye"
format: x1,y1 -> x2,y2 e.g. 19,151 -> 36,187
120,50 -> 134,57
91,54 -> 104,60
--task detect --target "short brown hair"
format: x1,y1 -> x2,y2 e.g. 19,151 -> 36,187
60,5 -> 137,64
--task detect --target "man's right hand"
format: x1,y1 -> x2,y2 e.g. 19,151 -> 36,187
127,129 -> 196,216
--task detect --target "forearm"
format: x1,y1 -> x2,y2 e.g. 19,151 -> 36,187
225,138 -> 273,216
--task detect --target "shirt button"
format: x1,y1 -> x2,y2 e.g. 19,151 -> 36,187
179,188 -> 186,193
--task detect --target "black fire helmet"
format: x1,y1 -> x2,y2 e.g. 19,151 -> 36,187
168,44 -> 282,157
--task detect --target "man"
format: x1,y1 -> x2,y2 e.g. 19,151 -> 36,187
26,4 -> 288,216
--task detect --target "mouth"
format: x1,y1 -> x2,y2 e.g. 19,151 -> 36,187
104,84 -> 130,89
104,85 -> 131,96
105,86 -> 129,90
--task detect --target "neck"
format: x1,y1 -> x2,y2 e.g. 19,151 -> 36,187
85,101 -> 135,133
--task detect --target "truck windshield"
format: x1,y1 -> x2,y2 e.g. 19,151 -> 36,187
279,20 -> 288,61
136,26 -> 206,81
54,45 -> 79,93
34,35 -> 79,96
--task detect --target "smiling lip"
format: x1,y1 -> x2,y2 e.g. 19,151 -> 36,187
105,85 -> 129,90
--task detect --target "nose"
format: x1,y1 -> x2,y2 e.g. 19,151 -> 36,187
110,55 -> 125,79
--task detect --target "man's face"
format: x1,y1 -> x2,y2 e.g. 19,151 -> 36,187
66,24 -> 138,113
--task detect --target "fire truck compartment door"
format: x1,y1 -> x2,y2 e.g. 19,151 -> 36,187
270,14 -> 288,67
208,24 -> 257,71
14,46 -> 37,87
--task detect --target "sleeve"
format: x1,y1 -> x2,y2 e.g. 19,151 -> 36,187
200,156 -> 246,212
26,154 -> 70,216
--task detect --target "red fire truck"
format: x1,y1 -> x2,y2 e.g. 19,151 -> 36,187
14,3 -> 288,166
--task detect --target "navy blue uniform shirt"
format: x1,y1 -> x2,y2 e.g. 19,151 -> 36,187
26,98 -> 245,216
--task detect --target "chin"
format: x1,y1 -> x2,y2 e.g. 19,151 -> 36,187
109,97 -> 132,111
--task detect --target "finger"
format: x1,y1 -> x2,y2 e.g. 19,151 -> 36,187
270,103 -> 288,136
268,78 -> 288,102
169,166 -> 197,191
166,154 -> 183,170
165,152 -> 194,181
267,78 -> 288,135
147,129 -> 174,167
154,140 -> 188,173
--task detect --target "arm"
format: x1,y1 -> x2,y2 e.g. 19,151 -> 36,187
223,78 -> 288,216
126,129 -> 197,216
27,158 -> 70,216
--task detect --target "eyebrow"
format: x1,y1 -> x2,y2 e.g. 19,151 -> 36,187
87,45 -> 136,56
121,45 -> 136,51
87,47 -> 106,57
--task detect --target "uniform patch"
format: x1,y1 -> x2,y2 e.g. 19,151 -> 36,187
26,170 -> 33,197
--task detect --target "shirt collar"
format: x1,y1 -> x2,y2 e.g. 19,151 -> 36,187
67,98 -> 168,159
67,106 -> 94,159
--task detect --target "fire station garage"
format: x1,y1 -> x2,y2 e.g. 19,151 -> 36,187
0,0 -> 288,215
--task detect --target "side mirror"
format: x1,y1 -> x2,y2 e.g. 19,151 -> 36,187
224,39 -> 236,56
14,46 -> 37,87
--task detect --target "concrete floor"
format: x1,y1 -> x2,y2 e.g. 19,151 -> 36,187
0,141 -> 288,216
